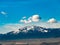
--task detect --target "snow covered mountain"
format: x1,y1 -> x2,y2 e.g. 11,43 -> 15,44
18,26 -> 48,33
0,25 -> 60,40
10,25 -> 60,34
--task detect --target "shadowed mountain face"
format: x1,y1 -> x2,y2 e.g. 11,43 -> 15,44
0,26 -> 60,40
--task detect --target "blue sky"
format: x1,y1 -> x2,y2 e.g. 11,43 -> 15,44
0,0 -> 60,33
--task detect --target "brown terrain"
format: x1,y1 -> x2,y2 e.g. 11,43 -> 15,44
0,38 -> 60,45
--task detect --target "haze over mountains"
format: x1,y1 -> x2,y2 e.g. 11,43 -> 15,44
0,25 -> 60,40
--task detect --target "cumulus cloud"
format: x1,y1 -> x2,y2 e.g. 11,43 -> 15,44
20,19 -> 32,24
47,18 -> 57,23
20,14 -> 41,23
32,15 -> 40,22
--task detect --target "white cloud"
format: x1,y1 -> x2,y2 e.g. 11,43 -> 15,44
0,22 -> 60,34
20,19 -> 32,23
27,20 -> 32,23
20,14 -> 41,23
47,18 -> 57,23
32,15 -> 40,22
22,16 -> 26,19
28,17 -> 32,20
20,20 -> 24,22
0,24 -> 24,34
38,22 -> 60,28
0,11 -> 7,15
